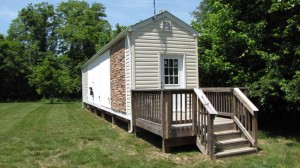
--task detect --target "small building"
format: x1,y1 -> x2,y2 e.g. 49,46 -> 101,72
81,11 -> 199,118
81,11 -> 259,159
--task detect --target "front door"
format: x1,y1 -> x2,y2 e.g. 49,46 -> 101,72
161,55 -> 184,89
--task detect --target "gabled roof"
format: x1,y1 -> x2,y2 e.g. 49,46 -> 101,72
81,11 -> 199,68
130,10 -> 199,35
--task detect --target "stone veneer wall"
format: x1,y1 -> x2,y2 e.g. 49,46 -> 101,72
110,38 -> 126,112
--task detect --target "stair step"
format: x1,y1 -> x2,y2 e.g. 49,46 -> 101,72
214,130 -> 241,141
215,147 -> 257,159
216,138 -> 249,150
214,122 -> 234,132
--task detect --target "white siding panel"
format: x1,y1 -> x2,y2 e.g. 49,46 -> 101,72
133,17 -> 198,89
87,50 -> 111,108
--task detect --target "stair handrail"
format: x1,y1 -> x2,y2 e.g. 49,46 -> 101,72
194,88 -> 217,159
232,88 -> 259,150
233,88 -> 258,115
194,88 -> 218,115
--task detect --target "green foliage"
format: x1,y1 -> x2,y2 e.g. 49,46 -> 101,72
2,0 -> 112,101
111,23 -> 127,39
55,0 -> 112,97
29,55 -> 75,102
0,35 -> 37,100
193,0 -> 300,112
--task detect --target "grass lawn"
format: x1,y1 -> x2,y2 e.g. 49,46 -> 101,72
0,102 -> 299,167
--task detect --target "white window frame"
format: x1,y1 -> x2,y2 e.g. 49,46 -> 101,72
159,53 -> 185,89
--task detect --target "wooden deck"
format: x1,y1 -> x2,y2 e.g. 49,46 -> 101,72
83,87 -> 259,159
132,88 -> 259,159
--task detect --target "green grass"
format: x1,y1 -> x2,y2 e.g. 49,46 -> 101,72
0,102 -> 299,167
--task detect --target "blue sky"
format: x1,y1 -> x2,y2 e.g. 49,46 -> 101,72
0,0 -> 201,35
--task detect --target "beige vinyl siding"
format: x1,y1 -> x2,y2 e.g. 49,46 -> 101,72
133,17 -> 198,89
125,36 -> 131,114
82,66 -> 88,102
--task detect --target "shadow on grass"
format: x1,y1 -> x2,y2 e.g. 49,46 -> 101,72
135,128 -> 199,154
135,128 -> 162,149
258,111 -> 300,141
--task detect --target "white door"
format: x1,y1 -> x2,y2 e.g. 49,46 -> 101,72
161,55 -> 185,89
161,55 -> 186,115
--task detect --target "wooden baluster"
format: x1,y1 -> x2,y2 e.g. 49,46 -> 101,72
185,93 -> 187,123
200,102 -> 203,143
166,92 -> 172,138
202,101 -> 206,143
175,93 -> 177,124
204,104 -> 207,149
192,92 -> 197,136
189,93 -> 192,121
157,92 -> 159,123
231,92 -> 237,129
180,93 -> 183,124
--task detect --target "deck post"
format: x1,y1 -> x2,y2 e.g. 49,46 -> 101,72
252,111 -> 258,152
161,90 -> 171,152
131,92 -> 138,135
207,114 -> 216,159
112,115 -> 116,125
161,91 -> 166,139
166,91 -> 172,139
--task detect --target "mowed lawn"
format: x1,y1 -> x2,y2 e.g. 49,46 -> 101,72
0,102 -> 299,167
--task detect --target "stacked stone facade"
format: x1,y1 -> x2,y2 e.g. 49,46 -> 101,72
110,38 -> 126,112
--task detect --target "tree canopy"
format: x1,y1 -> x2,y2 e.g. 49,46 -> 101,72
192,0 -> 300,113
0,0 -> 121,102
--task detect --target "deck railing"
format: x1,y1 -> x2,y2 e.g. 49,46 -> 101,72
233,88 -> 259,150
201,87 -> 259,151
131,90 -> 162,124
194,88 -> 218,159
131,87 -> 258,157
131,89 -> 196,139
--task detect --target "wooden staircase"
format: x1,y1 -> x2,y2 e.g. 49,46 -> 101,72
214,118 -> 256,158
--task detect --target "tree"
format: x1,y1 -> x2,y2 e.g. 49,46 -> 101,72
56,0 -> 112,97
111,23 -> 127,39
0,34 -> 37,100
29,54 -> 75,103
192,0 -> 300,113
8,2 -> 58,66
5,1 -> 112,100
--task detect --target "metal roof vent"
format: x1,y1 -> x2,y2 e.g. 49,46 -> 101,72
162,21 -> 171,32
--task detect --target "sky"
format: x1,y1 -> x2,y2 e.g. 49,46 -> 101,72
0,0 -> 201,35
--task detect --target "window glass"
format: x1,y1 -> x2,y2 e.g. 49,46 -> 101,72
169,59 -> 173,67
164,58 -> 179,85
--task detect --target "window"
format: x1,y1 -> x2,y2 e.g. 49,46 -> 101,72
162,21 -> 171,31
164,59 -> 179,85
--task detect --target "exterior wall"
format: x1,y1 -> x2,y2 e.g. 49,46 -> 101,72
82,66 -> 88,103
110,38 -> 126,112
125,35 -> 132,114
87,50 -> 111,108
133,17 -> 198,89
